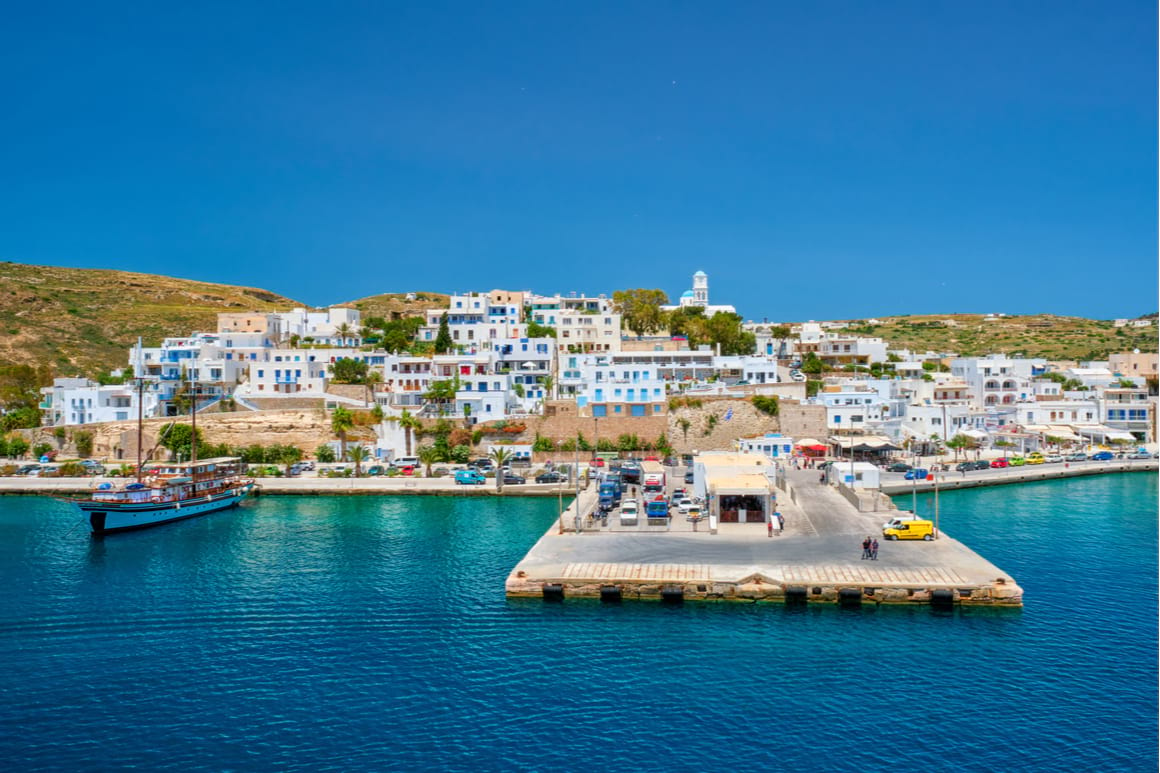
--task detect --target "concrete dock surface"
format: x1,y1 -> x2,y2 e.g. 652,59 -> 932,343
506,467 -> 1024,606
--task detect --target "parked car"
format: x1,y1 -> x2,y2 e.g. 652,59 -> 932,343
298,461 -> 316,471
663,457 -> 677,467
684,470 -> 695,484
954,462 -> 975,472
502,473 -> 526,485
676,498 -> 695,514
886,462 -> 913,473
1065,453 -> 1087,462
17,464 -> 41,476
970,460 -> 991,470
1090,451 -> 1114,461
431,466 -> 450,477
535,471 -> 564,483
1127,452 -> 1152,460
1044,454 -> 1064,463
1008,457 -> 1026,467
903,468 -> 929,480
80,460 -> 106,475
990,458 -> 1010,469
365,465 -> 385,476
1026,454 -> 1045,465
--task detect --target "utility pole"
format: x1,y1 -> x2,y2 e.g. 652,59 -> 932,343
934,468 -> 941,539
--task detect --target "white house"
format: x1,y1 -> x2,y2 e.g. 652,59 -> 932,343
40,378 -> 161,427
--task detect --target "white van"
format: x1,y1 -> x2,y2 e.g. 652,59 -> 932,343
392,456 -> 420,469
882,512 -> 922,531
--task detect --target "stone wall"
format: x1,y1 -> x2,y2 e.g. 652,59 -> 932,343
778,401 -> 828,441
85,409 -> 370,461
667,398 -> 779,453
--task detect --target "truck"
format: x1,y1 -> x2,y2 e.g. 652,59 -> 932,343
641,460 -> 666,496
645,498 -> 669,521
597,474 -> 623,512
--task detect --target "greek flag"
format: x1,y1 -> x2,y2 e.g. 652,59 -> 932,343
724,408 -> 733,421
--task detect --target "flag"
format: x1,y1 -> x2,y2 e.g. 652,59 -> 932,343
724,408 -> 733,421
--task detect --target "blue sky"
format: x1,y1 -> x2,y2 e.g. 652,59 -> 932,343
1,1 -> 1155,321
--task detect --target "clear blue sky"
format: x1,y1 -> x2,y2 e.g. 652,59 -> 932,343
1,1 -> 1155,321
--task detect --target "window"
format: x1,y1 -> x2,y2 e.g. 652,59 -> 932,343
258,370 -> 264,378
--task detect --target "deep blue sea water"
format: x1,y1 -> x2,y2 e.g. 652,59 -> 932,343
0,473 -> 1156,771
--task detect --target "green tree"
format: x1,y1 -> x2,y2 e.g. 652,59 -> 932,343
423,377 -> 460,416
315,445 -> 336,463
8,437 -> 29,459
331,406 -> 354,460
331,358 -> 369,384
768,325 -> 792,339
159,423 -> 202,462
450,444 -> 471,463
702,311 -> 757,355
490,447 -> 513,493
945,434 -> 970,461
800,352 -> 825,375
335,322 -> 354,346
32,442 -> 52,459
540,375 -> 553,402
612,289 -> 670,336
526,320 -> 556,338
74,430 -> 95,458
677,418 -> 691,443
347,446 -> 369,477
53,427 -> 67,448
434,312 -> 454,354
398,409 -> 422,456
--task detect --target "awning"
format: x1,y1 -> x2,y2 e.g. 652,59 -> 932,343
795,437 -> 823,447
1075,425 -> 1136,442
956,428 -> 989,439
829,436 -> 900,451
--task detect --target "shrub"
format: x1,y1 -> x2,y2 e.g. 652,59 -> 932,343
315,445 -> 336,463
58,461 -> 86,476
751,395 -> 779,417
32,443 -> 52,459
532,435 -> 555,453
75,430 -> 94,457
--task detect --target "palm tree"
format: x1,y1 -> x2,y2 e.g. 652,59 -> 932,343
398,409 -> 422,457
335,322 -> 354,347
462,403 -> 472,428
490,447 -> 512,493
418,445 -> 440,477
365,370 -> 383,407
331,406 -> 354,461
348,446 -> 368,477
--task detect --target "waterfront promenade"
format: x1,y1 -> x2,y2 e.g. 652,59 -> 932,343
0,476 -> 573,496
506,467 -> 1023,607
878,457 -> 1157,494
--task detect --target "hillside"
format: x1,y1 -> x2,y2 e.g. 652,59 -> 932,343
0,262 -> 303,376
835,313 -> 1158,361
343,291 -> 449,321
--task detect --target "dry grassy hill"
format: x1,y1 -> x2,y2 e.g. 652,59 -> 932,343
0,262 -> 303,376
836,313 -> 1158,360
345,291 -> 450,321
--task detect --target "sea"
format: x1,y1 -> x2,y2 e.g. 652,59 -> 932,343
0,473 -> 1156,771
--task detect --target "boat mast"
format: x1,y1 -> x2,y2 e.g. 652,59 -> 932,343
135,377 -> 144,483
190,372 -> 198,466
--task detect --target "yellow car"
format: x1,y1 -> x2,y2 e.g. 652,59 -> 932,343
1026,454 -> 1045,465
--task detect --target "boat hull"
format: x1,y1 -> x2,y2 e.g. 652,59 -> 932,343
78,486 -> 254,535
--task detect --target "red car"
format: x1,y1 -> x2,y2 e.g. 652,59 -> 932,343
990,459 -> 1009,469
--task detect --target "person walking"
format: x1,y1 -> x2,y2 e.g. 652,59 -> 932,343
871,538 -> 879,561
861,536 -> 871,560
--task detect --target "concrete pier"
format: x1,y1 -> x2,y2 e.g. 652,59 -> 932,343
0,477 -> 569,497
879,458 -> 1157,494
506,467 -> 1024,607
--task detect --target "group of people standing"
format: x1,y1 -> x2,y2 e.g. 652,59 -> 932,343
861,536 -> 879,560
